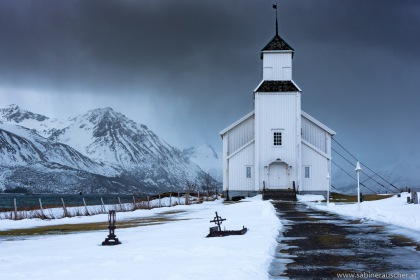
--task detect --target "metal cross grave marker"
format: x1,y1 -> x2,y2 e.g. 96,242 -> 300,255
102,210 -> 121,246
210,212 -> 226,232
206,211 -> 248,238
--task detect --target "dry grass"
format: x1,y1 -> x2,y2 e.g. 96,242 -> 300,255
0,215 -> 191,236
0,222 -> 110,236
329,192 -> 393,203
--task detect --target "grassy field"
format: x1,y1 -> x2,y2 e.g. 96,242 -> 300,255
0,210 -> 188,236
329,192 -> 393,203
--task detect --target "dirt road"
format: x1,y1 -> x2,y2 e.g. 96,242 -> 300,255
269,201 -> 420,279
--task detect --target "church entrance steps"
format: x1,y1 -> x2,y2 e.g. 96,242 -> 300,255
262,189 -> 297,201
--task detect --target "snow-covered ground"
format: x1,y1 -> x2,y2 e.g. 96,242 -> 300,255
0,196 -> 281,280
298,192 -> 420,239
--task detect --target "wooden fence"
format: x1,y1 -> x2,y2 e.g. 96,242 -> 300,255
1,191 -> 218,220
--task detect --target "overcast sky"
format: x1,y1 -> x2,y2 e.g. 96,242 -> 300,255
1,0 -> 419,171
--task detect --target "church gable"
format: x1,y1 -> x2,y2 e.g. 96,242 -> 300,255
220,112 -> 254,157
301,111 -> 335,156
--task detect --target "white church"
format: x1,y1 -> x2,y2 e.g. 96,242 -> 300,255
220,24 -> 336,198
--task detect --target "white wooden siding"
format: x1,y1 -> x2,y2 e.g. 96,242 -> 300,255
302,115 -> 327,153
255,92 -> 301,190
227,143 -> 255,191
222,132 -> 229,192
301,143 -> 329,192
227,115 -> 254,156
263,53 -> 293,81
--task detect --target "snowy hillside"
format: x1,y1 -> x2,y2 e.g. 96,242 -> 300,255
49,108 -> 181,169
0,124 -> 117,176
379,152 -> 420,189
183,144 -> 222,182
0,128 -> 44,165
0,105 -> 212,194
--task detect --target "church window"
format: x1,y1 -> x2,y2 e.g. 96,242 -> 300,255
304,166 -> 310,178
246,166 -> 252,178
273,131 -> 282,146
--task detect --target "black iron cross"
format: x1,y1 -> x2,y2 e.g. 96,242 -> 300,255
210,212 -> 226,232
102,210 -> 121,245
108,210 -> 117,236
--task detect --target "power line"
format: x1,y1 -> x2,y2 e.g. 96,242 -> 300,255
332,138 -> 399,192
332,137 -> 358,161
330,184 -> 341,193
331,160 -> 376,193
332,147 -> 355,166
359,163 -> 399,192
332,147 -> 394,193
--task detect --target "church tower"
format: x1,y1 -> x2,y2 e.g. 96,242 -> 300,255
254,25 -> 302,191
220,7 -> 335,199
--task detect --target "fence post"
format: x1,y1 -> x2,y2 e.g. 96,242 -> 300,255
101,197 -> 106,213
169,193 -> 172,207
186,192 -> 189,205
82,197 -> 89,215
39,198 -> 45,218
132,196 -> 137,210
118,197 -> 122,211
178,192 -> 180,205
14,198 -> 18,220
198,191 -> 200,202
61,198 -> 68,217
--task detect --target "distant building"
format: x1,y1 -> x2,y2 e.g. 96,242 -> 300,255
220,26 -> 335,197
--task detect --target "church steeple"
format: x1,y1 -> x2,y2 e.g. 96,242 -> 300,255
260,5 -> 294,59
257,5 -> 296,81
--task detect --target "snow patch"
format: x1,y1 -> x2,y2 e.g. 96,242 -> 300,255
303,192 -> 420,235
0,197 -> 281,280
296,194 -> 325,202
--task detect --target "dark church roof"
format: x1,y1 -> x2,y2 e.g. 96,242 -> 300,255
260,34 -> 294,59
255,81 -> 300,92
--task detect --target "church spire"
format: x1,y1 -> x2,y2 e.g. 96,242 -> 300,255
260,4 -> 294,59
272,3 -> 278,35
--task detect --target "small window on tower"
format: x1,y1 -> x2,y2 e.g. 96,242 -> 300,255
273,131 -> 282,146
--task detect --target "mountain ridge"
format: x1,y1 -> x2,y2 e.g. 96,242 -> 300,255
183,144 -> 222,183
0,105 -> 214,194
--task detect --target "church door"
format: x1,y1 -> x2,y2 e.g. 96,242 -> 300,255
269,164 -> 288,189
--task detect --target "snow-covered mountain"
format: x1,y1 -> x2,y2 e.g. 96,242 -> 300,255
183,144 -> 222,183
48,108 -> 178,168
0,124 -> 117,175
0,104 -> 48,123
0,105 -> 212,194
0,126 -> 129,194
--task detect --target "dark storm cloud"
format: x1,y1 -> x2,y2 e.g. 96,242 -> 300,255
1,0 -> 419,169
0,1 -> 262,90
